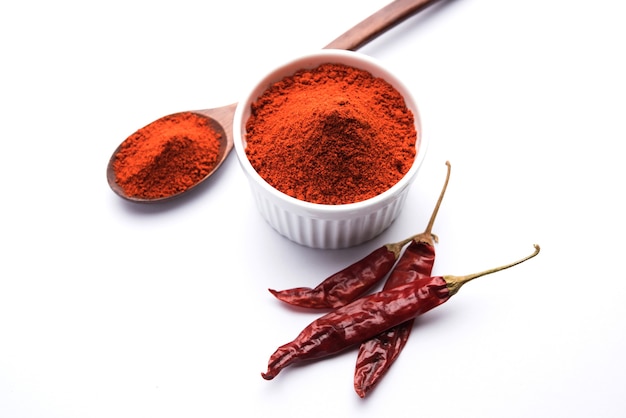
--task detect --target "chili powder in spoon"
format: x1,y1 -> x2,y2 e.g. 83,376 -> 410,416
112,111 -> 222,199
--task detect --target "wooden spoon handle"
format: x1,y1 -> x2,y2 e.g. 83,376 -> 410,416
324,0 -> 443,51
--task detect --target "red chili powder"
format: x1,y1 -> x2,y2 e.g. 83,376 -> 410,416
113,112 -> 222,199
244,63 -> 417,205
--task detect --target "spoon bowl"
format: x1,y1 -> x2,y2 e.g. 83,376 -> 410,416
106,0 -> 442,202
106,103 -> 236,202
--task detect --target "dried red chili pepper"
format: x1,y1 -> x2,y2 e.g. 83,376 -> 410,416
268,241 -> 409,309
267,161 -> 452,310
354,162 -> 451,398
261,244 -> 540,381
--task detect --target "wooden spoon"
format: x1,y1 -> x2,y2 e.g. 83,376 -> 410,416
107,0 -> 442,203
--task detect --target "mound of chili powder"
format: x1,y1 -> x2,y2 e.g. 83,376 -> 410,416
244,63 -> 417,205
113,112 -> 221,199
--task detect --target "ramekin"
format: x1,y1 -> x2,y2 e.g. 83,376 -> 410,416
233,50 -> 427,249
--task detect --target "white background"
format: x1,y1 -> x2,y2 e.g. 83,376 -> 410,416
1,0 -> 625,417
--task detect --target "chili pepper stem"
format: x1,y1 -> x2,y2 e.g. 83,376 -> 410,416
385,161 -> 451,255
384,234 -> 429,256
424,161 -> 451,237
445,244 -> 540,296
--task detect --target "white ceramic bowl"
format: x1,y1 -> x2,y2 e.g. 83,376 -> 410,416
233,50 -> 427,249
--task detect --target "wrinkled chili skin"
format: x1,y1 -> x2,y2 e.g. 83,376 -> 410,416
268,246 -> 397,309
354,240 -> 436,397
354,325 -> 411,395
261,276 -> 450,380
384,241 -> 436,289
